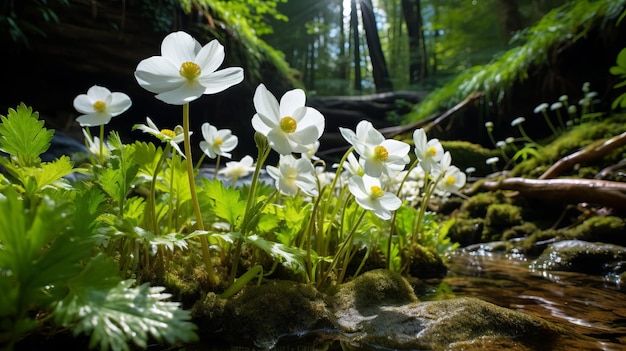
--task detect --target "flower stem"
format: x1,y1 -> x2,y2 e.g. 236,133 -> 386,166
150,142 -> 171,235
99,125 -> 105,164
182,103 -> 217,284
541,111 -> 559,136
229,135 -> 271,284
517,125 -> 537,145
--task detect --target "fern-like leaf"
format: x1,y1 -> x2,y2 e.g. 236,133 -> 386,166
55,255 -> 198,351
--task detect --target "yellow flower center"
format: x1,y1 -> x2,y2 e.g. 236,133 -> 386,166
93,100 -> 106,112
370,185 -> 384,198
160,129 -> 177,138
280,116 -> 297,133
374,145 -> 389,161
179,61 -> 201,80
214,137 -> 223,146
427,146 -> 437,157
445,175 -> 456,186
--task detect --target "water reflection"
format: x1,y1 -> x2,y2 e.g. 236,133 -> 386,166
443,251 -> 626,350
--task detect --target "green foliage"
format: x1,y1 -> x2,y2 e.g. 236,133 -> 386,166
406,0 -> 626,123
610,47 -> 626,110
55,272 -> 198,351
1,0 -> 69,47
201,178 -> 246,226
0,103 -> 53,167
0,106 -> 198,351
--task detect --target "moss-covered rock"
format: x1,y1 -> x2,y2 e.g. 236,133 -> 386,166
530,239 -> 626,275
567,216 -> 626,246
482,203 -> 524,242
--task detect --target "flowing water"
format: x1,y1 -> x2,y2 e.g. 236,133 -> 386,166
206,249 -> 626,351
442,249 -> 626,351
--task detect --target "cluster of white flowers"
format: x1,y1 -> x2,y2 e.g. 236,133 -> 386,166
72,30 -> 467,222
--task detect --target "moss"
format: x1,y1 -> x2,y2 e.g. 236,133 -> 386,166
461,192 -> 502,219
482,204 -> 523,242
216,280 -> 333,344
405,244 -> 448,279
567,215 -> 626,245
448,218 -> 485,246
404,0 -> 625,124
440,140 -> 499,176
501,222 -> 540,241
510,114 -> 626,177
333,269 -> 418,311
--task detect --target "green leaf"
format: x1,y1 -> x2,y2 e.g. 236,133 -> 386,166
201,178 -> 245,225
34,155 -> 74,189
245,234 -> 307,273
0,103 -> 54,167
56,263 -> 198,351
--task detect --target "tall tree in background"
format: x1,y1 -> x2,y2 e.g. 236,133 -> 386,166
350,0 -> 362,92
401,0 -> 427,85
359,0 -> 393,92
495,0 -> 524,41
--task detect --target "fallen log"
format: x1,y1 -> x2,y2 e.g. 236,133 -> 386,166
481,177 -> 626,212
539,131 -> 626,179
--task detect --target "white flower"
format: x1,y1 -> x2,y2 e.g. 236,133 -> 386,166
252,84 -> 325,155
218,155 -> 255,183
82,128 -> 111,158
199,122 -> 238,159
550,102 -> 563,110
301,141 -> 320,160
266,155 -> 318,197
132,117 -> 188,157
559,95 -> 568,102
465,167 -> 476,175
484,121 -> 494,129
134,31 -> 244,105
486,156 -> 499,165
348,175 -> 401,220
436,165 -> 466,194
533,103 -> 549,114
496,140 -> 506,149
342,152 -> 365,177
413,128 -> 444,173
73,85 -> 131,126
340,121 -> 410,177
511,117 -> 526,127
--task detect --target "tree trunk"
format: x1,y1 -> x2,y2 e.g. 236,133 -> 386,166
401,0 -> 426,85
359,0 -> 393,92
495,0 -> 524,41
350,0 -> 362,92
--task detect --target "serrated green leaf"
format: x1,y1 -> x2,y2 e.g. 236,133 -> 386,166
34,155 -> 74,189
201,178 -> 245,225
56,272 -> 198,351
0,103 -> 54,167
245,234 -> 307,273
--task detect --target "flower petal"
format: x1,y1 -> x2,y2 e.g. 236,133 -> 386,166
253,84 -> 280,123
196,39 -> 225,74
135,56 -> 184,94
267,128 -> 292,155
76,113 -> 112,127
280,89 -> 306,117
73,94 -> 94,114
198,67 -> 244,94
155,82 -> 206,105
161,31 -> 201,64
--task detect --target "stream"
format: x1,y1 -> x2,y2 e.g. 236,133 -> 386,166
441,248 -> 626,351
204,248 -> 626,351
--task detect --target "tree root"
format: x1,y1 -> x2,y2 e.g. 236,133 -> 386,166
481,177 -> 626,212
